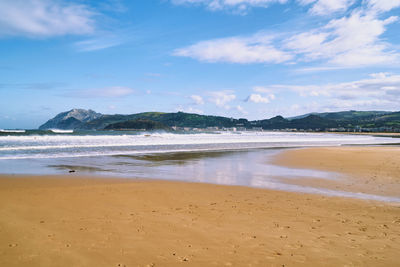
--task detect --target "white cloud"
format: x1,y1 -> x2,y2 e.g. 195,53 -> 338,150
253,86 -> 275,101
190,95 -> 205,105
0,0 -> 95,37
295,65 -> 357,72
285,11 -> 399,66
171,0 -> 287,13
264,72 -> 400,110
174,34 -> 293,64
176,106 -> 204,114
251,73 -> 400,116
236,105 -> 248,115
174,7 -> 399,68
298,0 -> 355,15
208,90 -> 236,108
326,98 -> 392,109
366,0 -> 400,13
246,87 -> 276,103
173,0 -> 400,16
246,94 -> 270,103
76,86 -> 135,98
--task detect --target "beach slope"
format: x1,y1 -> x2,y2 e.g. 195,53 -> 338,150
0,173 -> 399,266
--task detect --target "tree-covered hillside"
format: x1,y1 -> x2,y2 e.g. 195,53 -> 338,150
39,109 -> 400,132
104,119 -> 171,131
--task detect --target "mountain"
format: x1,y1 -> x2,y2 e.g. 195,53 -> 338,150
255,115 -> 289,129
254,114 -> 338,130
39,109 -> 400,132
288,114 -> 338,130
104,119 -> 171,131
39,109 -> 102,130
288,110 -> 389,121
79,111 -> 248,130
358,111 -> 400,129
295,111 -> 400,130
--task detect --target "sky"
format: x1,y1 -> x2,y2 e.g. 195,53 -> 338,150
0,0 -> 400,128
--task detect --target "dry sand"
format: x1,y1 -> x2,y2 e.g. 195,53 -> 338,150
0,146 -> 400,266
272,146 -> 400,197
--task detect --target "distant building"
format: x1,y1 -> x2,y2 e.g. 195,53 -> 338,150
206,127 -> 219,131
251,127 -> 263,131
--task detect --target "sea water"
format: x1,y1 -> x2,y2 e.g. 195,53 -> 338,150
0,131 -> 399,202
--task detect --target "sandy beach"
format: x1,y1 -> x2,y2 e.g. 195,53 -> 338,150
272,146 -> 400,197
1,147 -> 400,266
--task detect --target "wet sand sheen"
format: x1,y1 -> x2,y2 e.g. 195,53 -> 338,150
0,146 -> 400,266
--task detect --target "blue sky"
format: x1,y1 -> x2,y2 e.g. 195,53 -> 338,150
0,0 -> 400,128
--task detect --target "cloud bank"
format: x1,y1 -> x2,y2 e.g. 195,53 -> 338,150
259,72 -> 400,111
173,34 -> 292,64
0,0 -> 95,37
173,0 -> 400,68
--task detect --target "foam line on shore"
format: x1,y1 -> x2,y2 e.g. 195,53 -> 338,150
255,180 -> 400,203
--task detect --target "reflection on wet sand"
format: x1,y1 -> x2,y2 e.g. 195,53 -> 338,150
48,165 -> 110,173
40,148 -> 400,202
114,150 -> 237,165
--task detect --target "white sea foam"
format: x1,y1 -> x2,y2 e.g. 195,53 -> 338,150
50,129 -> 74,133
0,132 -> 396,160
254,180 -> 400,203
0,131 -> 390,145
0,129 -> 26,133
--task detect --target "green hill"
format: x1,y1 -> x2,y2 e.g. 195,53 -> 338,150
104,119 -> 171,131
39,109 -> 400,132
79,112 -> 249,130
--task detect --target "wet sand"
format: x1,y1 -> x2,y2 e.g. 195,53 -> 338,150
272,146 -> 400,197
0,173 -> 399,266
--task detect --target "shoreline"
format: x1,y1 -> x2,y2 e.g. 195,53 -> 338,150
0,171 -> 399,205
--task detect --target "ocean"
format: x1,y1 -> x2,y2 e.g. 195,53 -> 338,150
1,130 -> 399,202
